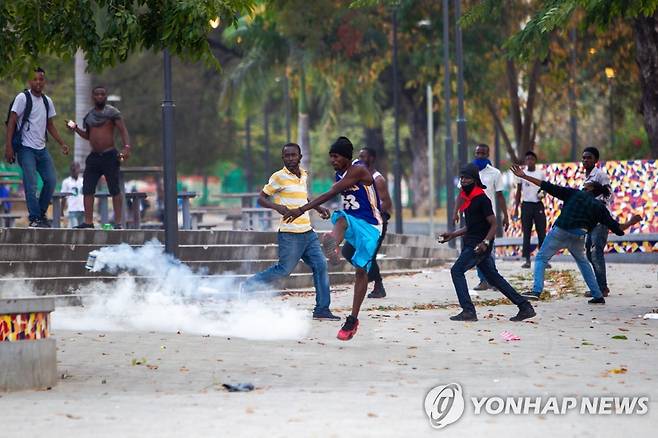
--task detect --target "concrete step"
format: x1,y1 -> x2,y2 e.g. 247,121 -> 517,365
0,243 -> 449,262
0,268 -> 425,295
0,257 -> 442,277
0,227 -> 440,247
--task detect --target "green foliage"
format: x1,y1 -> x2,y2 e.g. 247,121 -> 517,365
0,0 -> 255,78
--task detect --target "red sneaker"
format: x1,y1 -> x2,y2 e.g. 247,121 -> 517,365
337,316 -> 359,341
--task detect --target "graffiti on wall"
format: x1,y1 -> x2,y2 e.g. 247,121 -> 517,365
501,159 -> 656,256
0,312 -> 50,342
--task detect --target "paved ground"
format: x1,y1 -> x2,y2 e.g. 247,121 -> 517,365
1,260 -> 657,437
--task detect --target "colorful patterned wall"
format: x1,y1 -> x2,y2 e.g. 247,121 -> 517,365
0,312 -> 50,342
500,159 -> 657,256
507,160 -> 656,236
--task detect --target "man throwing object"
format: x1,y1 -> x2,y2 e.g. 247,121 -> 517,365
439,164 -> 535,322
284,137 -> 384,340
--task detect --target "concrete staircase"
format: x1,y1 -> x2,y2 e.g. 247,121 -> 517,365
0,228 -> 455,298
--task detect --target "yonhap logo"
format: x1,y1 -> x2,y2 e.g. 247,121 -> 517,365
424,383 -> 465,429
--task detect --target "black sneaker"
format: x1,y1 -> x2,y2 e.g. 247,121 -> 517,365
29,219 -> 41,228
449,311 -> 478,321
588,297 -> 605,304
585,288 -> 609,298
39,216 -> 52,228
510,305 -> 536,322
367,282 -> 386,298
312,310 -> 341,321
521,260 -> 531,269
74,223 -> 95,229
522,291 -> 541,301
111,223 -> 123,230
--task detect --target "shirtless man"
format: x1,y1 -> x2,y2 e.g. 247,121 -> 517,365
67,86 -> 131,229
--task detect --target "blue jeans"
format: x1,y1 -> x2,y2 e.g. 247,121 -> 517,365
476,250 -> 496,283
16,145 -> 57,221
586,224 -> 608,291
451,246 -> 529,315
533,226 -> 602,298
246,230 -> 331,312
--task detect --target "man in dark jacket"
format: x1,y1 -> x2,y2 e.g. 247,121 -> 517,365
438,164 -> 536,322
510,165 -> 642,304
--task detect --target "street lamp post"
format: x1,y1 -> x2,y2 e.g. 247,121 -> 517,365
162,49 -> 179,256
427,84 -> 435,237
568,27 -> 579,161
454,0 -> 468,167
284,73 -> 291,143
605,67 -> 615,148
392,5 -> 403,234
443,0 -> 455,247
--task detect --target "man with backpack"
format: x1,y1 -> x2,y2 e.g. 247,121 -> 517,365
4,67 -> 70,227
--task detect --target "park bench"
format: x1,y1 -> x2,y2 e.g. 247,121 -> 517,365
178,191 -> 197,230
125,192 -> 149,229
0,178 -> 22,186
0,213 -> 21,227
94,192 -> 114,224
51,192 -> 73,228
240,207 -> 273,231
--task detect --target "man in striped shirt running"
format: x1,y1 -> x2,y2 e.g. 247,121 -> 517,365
242,143 -> 340,321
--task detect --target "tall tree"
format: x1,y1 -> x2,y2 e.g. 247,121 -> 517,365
0,0 -> 255,77
467,0 -> 658,157
74,49 -> 91,166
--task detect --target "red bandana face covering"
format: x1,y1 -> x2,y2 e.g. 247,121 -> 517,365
458,186 -> 485,212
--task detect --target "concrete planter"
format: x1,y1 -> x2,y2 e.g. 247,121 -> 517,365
0,297 -> 57,391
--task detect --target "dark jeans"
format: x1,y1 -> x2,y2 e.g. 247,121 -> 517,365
521,201 -> 547,259
586,223 -> 608,291
246,230 -> 331,312
342,219 -> 388,283
16,145 -> 57,221
451,246 -> 529,315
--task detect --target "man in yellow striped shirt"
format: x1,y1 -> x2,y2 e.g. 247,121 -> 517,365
242,143 -> 340,320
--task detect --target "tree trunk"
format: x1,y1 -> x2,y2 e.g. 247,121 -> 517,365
503,58 -> 542,163
297,65 -> 311,184
403,92 -> 430,216
263,104 -> 271,178
634,12 -> 658,158
519,60 -> 541,157
363,124 -> 388,178
245,116 -> 253,192
74,49 -> 91,167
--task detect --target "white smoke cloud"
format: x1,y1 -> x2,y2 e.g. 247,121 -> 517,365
53,240 -> 310,340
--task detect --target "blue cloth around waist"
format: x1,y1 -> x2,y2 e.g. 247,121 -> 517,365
332,210 -> 382,271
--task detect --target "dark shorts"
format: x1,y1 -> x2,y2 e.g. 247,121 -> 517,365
83,148 -> 121,196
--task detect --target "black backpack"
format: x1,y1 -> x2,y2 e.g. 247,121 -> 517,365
4,89 -> 50,150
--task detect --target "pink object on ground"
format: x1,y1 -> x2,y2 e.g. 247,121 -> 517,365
500,330 -> 521,341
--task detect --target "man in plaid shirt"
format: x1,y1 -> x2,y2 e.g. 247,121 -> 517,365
510,165 -> 641,304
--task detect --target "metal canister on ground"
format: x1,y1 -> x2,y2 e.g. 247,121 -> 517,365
85,252 -> 97,271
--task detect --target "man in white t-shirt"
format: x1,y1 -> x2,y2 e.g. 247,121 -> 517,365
61,162 -> 85,228
4,67 -> 70,227
454,144 -> 510,290
581,146 -> 613,297
513,151 -> 547,268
